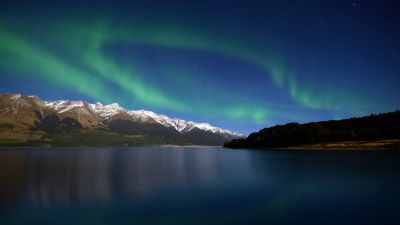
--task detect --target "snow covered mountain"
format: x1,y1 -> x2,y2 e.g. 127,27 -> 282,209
44,100 -> 242,137
0,93 -> 243,146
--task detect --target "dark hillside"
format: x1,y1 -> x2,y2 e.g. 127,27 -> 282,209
224,111 -> 400,149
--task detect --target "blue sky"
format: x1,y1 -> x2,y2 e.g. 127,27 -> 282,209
1,0 -> 399,134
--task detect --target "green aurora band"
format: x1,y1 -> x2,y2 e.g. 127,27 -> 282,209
0,18 -> 381,125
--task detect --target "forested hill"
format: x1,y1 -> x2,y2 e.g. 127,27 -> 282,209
224,110 -> 400,149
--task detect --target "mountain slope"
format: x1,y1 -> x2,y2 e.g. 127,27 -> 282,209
0,93 -> 243,146
224,111 -> 400,149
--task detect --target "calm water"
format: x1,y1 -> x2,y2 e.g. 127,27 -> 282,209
0,147 -> 399,225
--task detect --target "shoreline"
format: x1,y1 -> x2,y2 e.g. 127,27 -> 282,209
225,140 -> 400,151
1,140 -> 399,150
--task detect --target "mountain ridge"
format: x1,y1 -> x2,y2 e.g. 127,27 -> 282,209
45,98 -> 241,136
0,93 -> 243,146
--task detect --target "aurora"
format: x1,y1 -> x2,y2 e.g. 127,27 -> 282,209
1,0 -> 399,134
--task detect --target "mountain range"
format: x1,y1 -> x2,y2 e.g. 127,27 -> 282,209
0,93 -> 243,146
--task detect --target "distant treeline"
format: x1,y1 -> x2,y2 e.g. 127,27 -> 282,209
224,110 -> 400,148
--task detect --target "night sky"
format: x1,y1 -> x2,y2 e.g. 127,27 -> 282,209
1,0 -> 399,134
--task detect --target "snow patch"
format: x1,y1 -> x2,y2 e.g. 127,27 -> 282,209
45,100 -> 85,113
10,94 -> 22,100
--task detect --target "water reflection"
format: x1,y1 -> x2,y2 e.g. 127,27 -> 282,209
0,147 -> 254,209
0,152 -> 26,209
1,148 -> 400,225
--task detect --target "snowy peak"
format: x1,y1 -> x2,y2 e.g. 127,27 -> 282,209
88,102 -> 125,119
127,109 -> 189,132
187,122 -> 240,136
126,109 -> 242,136
42,99 -> 243,137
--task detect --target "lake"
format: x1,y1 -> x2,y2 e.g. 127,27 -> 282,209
0,147 -> 399,225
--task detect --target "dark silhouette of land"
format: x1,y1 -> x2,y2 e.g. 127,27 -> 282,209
224,110 -> 400,149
